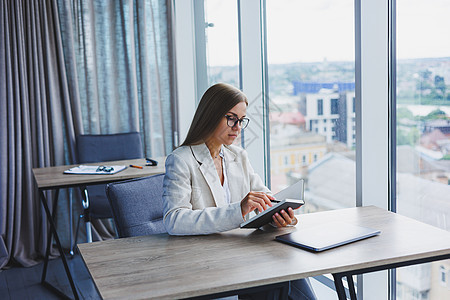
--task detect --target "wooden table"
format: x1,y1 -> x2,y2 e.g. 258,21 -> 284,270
32,158 -> 165,300
78,206 -> 450,300
33,158 -> 165,190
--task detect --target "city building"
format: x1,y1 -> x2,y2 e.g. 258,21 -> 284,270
270,123 -> 327,193
307,151 -> 450,299
294,81 -> 356,148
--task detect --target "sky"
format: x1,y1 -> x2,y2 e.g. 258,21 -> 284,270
204,0 -> 450,66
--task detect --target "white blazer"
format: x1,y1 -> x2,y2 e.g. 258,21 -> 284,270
163,143 -> 270,235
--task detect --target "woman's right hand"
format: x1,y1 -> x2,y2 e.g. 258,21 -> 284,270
240,192 -> 274,218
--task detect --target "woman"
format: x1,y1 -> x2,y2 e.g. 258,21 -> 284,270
163,83 -> 316,299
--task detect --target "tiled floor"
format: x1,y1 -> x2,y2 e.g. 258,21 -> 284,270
0,254 -> 100,300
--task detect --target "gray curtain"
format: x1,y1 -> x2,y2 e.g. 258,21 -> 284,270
0,0 -> 78,268
0,0 -> 176,268
58,0 -> 175,153
55,0 -> 176,246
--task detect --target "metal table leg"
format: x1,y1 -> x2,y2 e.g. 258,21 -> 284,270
333,273 -> 347,300
331,253 -> 450,300
347,274 -> 357,299
333,273 -> 355,300
41,189 -> 59,285
39,189 -> 79,300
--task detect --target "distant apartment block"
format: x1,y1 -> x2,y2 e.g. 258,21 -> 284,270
270,129 -> 327,173
269,118 -> 327,193
293,81 -> 356,148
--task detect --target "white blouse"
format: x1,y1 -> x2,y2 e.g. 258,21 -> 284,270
219,146 -> 231,204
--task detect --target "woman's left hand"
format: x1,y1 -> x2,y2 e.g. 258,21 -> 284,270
272,207 -> 297,228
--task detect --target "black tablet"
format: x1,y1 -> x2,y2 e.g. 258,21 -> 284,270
240,199 -> 305,229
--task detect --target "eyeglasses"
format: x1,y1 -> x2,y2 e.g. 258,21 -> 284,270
96,166 -> 114,173
224,115 -> 250,129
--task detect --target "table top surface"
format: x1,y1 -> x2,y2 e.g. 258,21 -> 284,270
77,206 -> 450,300
32,157 -> 166,190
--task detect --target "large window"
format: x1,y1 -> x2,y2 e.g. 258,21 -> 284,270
266,0 -> 356,216
317,99 -> 324,116
204,0 -> 240,88
176,0 -> 450,298
396,0 -> 450,299
331,98 -> 339,115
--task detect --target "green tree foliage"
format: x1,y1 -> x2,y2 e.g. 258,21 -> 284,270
434,75 -> 446,96
397,127 -> 420,146
397,107 -> 414,120
397,128 -> 409,145
425,108 -> 447,120
419,69 -> 432,80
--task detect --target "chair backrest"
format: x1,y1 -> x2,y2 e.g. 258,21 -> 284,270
76,132 -> 144,164
106,174 -> 166,238
76,132 -> 145,219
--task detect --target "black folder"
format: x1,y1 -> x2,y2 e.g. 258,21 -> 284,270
240,179 -> 305,229
275,221 -> 381,252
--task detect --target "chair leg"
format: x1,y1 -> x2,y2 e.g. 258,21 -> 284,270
80,187 -> 93,243
112,219 -> 119,238
85,221 -> 92,243
69,188 -> 74,256
72,213 -> 83,254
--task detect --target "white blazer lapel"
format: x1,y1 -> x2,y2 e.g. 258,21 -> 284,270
191,144 -> 226,207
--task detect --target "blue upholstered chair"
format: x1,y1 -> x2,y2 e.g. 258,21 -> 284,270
75,132 -> 144,243
105,174 -> 166,238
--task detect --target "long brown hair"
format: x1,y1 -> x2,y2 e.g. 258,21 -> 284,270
181,83 -> 248,146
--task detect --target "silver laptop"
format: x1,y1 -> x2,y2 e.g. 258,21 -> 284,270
276,221 -> 381,252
